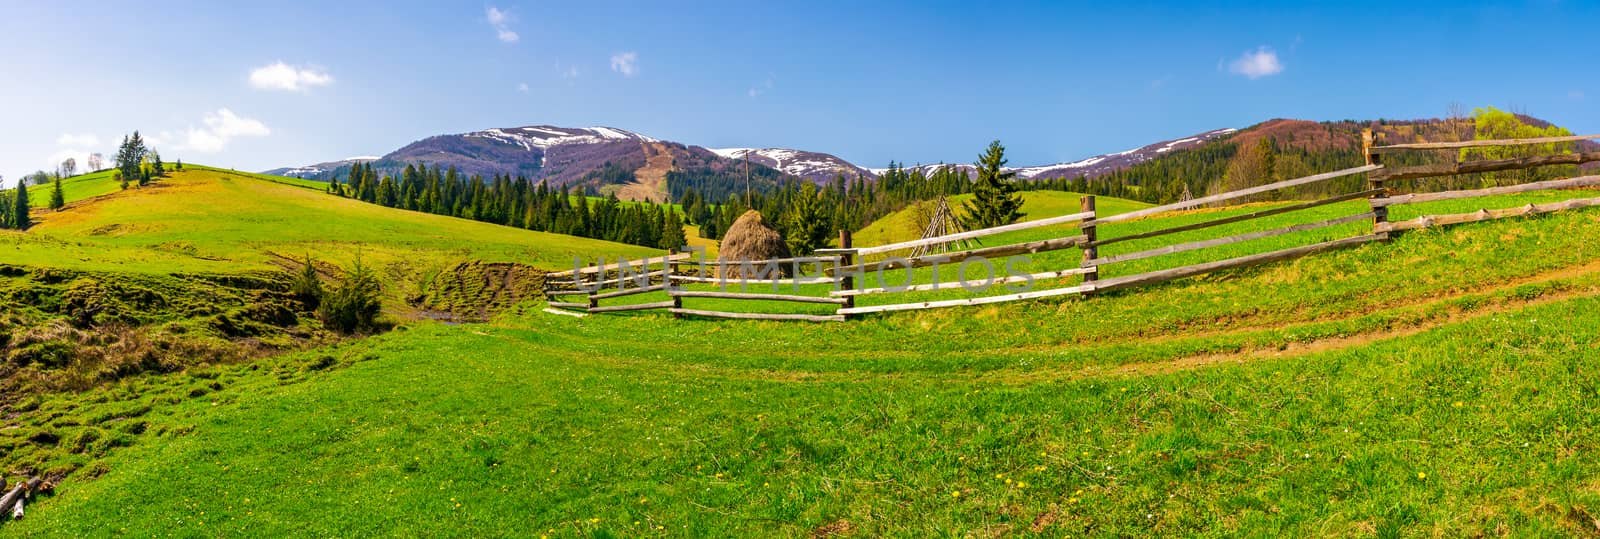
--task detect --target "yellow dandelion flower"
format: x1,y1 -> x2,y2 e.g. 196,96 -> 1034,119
1417,472 -> 1426,480
952,490 -> 962,498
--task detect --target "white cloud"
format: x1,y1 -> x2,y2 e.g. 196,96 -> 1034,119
610,51 -> 638,77
175,108 -> 271,153
748,73 -> 775,98
1228,47 -> 1284,79
487,7 -> 519,43
249,61 -> 333,92
57,133 -> 101,147
1571,90 -> 1585,100
517,82 -> 529,92
562,65 -> 579,79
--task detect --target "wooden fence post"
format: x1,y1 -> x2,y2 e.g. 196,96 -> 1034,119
1079,195 -> 1098,294
838,230 -> 855,316
668,250 -> 683,318
1364,129 -> 1391,239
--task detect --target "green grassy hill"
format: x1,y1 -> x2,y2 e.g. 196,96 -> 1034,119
7,175 -> 1600,536
7,166 -> 658,275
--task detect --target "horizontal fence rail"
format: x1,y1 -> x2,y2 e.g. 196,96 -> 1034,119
1377,196 -> 1600,233
1085,164 -> 1383,226
830,266 -> 1095,297
1370,175 -> 1600,208
1369,133 -> 1600,153
1372,152 -> 1600,183
849,211 -> 1094,256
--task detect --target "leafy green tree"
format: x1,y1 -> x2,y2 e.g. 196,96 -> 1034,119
960,140 -> 1025,230
49,177 -> 65,210
11,179 -> 30,229
1464,106 -> 1574,184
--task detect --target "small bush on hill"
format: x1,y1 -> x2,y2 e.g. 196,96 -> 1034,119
317,258 -> 382,334
290,255 -> 323,310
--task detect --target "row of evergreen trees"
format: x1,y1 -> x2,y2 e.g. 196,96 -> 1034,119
327,162 -> 688,250
324,141 -> 1033,255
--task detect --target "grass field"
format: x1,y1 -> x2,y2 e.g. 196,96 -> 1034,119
4,167 -> 656,277
6,175 -> 1600,536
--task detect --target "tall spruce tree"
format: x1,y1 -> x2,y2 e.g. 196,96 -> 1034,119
960,140 -> 1025,230
12,179 -> 30,229
784,183 -> 832,255
659,209 -> 687,250
49,176 -> 66,210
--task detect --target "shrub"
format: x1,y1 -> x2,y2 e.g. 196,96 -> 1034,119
290,255 -> 324,310
317,258 -> 382,334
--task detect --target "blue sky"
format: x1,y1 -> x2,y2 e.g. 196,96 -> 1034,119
1,0 -> 1595,181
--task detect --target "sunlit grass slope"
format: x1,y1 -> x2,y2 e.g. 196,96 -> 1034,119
3,166 -> 658,275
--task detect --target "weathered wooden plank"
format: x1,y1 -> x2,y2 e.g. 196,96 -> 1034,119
1370,175 -> 1600,207
669,308 -> 844,322
854,211 -> 1094,256
590,284 -> 668,300
543,289 -> 589,297
669,290 -> 849,304
1087,212 -> 1376,267
1372,152 -> 1600,182
670,274 -> 839,286
1376,196 -> 1600,233
583,269 -> 670,289
542,307 -> 589,318
1370,134 -> 1600,153
546,301 -> 590,309
588,301 -> 676,313
670,256 -> 841,267
824,235 -> 1087,275
836,284 -> 1094,315
1091,189 -> 1384,248
830,266 -> 1096,297
547,253 -> 690,278
1087,164 -> 1383,226
1094,234 -> 1385,292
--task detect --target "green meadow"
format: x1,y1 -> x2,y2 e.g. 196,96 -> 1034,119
4,169 -> 1600,536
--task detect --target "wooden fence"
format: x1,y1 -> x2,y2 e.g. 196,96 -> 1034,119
544,131 -> 1600,320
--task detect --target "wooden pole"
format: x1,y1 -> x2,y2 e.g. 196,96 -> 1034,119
1364,129 -> 1391,239
1079,195 -> 1098,293
838,229 -> 855,315
668,249 -> 683,319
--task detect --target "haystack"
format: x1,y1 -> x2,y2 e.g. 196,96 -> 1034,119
718,210 -> 793,279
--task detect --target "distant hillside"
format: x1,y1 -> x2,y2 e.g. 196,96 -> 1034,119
1057,114 -> 1600,205
266,124 -> 1240,203
262,156 -> 378,179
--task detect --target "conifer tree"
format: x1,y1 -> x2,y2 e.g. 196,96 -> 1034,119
12,179 -> 30,229
660,210 -> 687,250
784,183 -> 832,255
49,177 -> 65,210
960,140 -> 1025,230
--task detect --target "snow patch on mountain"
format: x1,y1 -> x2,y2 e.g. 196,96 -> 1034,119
466,126 -> 658,151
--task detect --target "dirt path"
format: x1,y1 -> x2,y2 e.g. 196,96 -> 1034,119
616,142 -> 674,203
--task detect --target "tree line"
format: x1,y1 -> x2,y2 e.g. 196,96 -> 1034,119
322,141 -> 1030,256
327,161 -> 688,250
